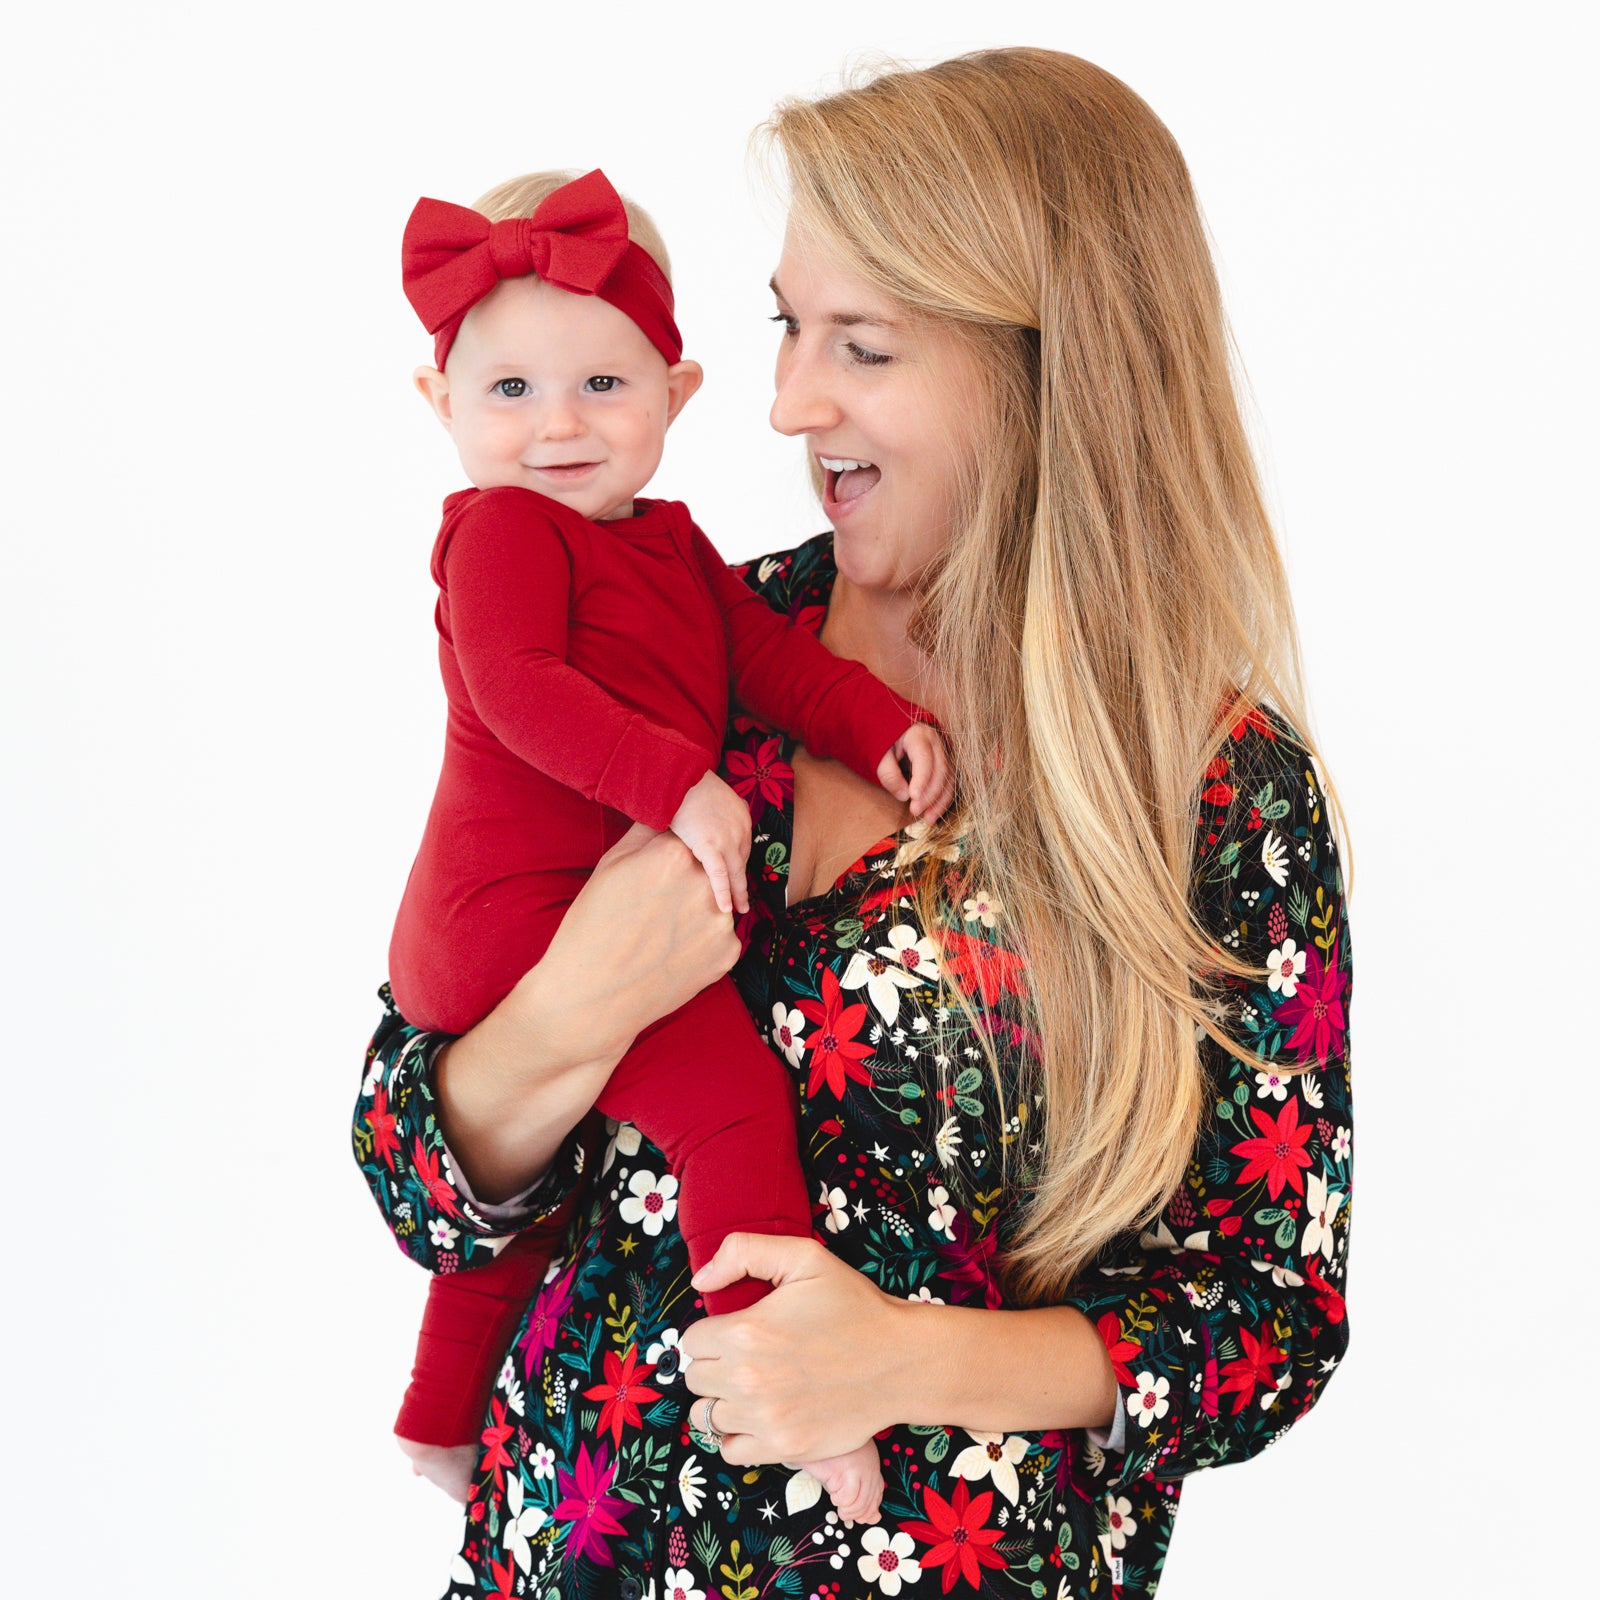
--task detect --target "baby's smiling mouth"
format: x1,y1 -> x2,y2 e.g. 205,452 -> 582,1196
532,461 -> 601,479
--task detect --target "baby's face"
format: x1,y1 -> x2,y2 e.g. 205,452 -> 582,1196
439,277 -> 682,520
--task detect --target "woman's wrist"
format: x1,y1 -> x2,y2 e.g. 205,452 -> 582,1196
894,1302 -> 1118,1436
433,965 -> 626,1205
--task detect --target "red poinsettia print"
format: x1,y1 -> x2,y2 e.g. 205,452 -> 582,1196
582,1344 -> 663,1448
410,1134 -> 461,1218
902,1476 -> 1008,1592
1217,1325 -> 1286,1414
1273,943 -> 1349,1065
1229,1100 -> 1313,1198
939,926 -> 1027,1008
367,1083 -> 400,1169
725,734 -> 793,816
796,966 -> 875,1100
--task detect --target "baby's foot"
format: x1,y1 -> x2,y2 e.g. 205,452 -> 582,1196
397,1436 -> 477,1504
798,1439 -> 884,1526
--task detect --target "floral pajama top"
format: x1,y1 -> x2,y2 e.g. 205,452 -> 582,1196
353,533 -> 1354,1600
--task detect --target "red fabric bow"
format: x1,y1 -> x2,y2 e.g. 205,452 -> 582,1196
401,169 -> 681,368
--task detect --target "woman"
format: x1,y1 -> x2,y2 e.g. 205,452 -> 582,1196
354,48 -> 1352,1600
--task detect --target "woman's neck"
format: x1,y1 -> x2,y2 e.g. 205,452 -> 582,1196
821,574 -> 947,723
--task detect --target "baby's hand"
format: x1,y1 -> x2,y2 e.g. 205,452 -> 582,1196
670,771 -> 753,916
876,723 -> 954,823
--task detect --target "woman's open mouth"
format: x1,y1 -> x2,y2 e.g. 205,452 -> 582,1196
820,455 -> 881,518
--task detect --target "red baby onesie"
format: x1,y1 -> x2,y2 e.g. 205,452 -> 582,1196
388,486 -> 917,1446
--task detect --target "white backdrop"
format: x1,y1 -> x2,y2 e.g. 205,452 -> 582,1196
4,2 -> 1591,1594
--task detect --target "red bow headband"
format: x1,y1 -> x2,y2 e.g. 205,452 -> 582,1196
402,169 -> 683,369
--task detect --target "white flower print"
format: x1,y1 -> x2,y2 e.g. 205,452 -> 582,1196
1140,1219 -> 1211,1254
894,817 -> 961,868
646,1327 -> 686,1377
819,1182 -> 850,1234
602,1118 -> 643,1175
503,1473 -> 548,1575
1126,1371 -> 1171,1425
950,1429 -> 1028,1503
1332,1125 -> 1352,1161
1266,937 -> 1306,996
927,1185 -> 957,1238
962,891 -> 1004,928
784,1467 -> 823,1515
934,1115 -> 964,1167
770,1003 -> 807,1067
530,1441 -> 556,1480
1254,1068 -> 1290,1102
662,1568 -> 705,1600
428,1218 -> 459,1250
1250,1257 -> 1304,1288
1103,1493 -> 1136,1551
1300,1172 -> 1345,1261
1261,829 -> 1290,887
856,1526 -> 923,1593
841,924 -> 938,1024
678,1455 -> 706,1517
906,1286 -> 945,1305
618,1168 -> 679,1236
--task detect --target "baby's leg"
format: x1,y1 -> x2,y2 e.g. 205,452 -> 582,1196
395,1199 -> 576,1501
593,976 -> 812,1313
796,1441 -> 886,1525
593,979 -> 886,1520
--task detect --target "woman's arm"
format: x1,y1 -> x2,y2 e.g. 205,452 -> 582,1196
683,1235 -> 1115,1464
432,823 -> 744,1200
353,824 -> 744,1263
1056,718 -> 1353,1483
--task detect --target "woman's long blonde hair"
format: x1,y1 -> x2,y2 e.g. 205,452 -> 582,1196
763,49 -> 1339,1305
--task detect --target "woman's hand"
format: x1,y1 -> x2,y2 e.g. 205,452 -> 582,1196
678,1234 -> 912,1466
531,820 -> 745,1063
436,822 -> 741,1201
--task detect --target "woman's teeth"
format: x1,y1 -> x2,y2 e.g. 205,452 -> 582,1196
819,457 -> 874,472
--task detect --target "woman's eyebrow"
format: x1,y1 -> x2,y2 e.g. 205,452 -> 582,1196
768,276 -> 899,331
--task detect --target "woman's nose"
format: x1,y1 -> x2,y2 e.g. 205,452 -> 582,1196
769,344 -> 843,438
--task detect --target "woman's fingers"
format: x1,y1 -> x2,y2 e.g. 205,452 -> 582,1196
690,1231 -> 818,1293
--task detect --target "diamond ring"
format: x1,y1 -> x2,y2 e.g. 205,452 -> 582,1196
700,1397 -> 724,1447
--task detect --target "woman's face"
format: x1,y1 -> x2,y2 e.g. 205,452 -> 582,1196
768,228 -> 983,595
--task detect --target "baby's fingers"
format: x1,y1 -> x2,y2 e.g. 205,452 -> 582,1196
698,848 -> 734,915
728,846 -> 751,917
877,747 -> 911,803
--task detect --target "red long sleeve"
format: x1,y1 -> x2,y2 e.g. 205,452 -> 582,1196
685,521 -> 921,782
438,492 -> 714,831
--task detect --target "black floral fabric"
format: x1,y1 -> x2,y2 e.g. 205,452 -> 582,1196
353,533 -> 1353,1600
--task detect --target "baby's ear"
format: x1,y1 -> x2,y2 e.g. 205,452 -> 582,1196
413,366 -> 453,430
664,359 -> 704,426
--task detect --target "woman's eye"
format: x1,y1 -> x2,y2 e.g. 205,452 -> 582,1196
769,311 -> 799,337
846,341 -> 891,368
584,375 -> 620,393
493,378 -> 527,398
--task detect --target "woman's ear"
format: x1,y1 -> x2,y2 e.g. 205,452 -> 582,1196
414,366 -> 453,430
664,359 -> 704,426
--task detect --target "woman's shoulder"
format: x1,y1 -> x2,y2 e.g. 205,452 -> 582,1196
727,531 -> 837,613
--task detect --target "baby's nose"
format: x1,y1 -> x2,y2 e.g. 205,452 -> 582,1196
535,398 -> 586,439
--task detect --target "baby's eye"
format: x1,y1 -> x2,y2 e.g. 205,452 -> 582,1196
584,375 -> 621,393
492,378 -> 528,398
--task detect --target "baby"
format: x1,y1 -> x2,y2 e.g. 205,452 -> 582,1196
389,169 -> 951,1521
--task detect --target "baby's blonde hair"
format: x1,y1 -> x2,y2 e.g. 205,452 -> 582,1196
472,170 -> 673,282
